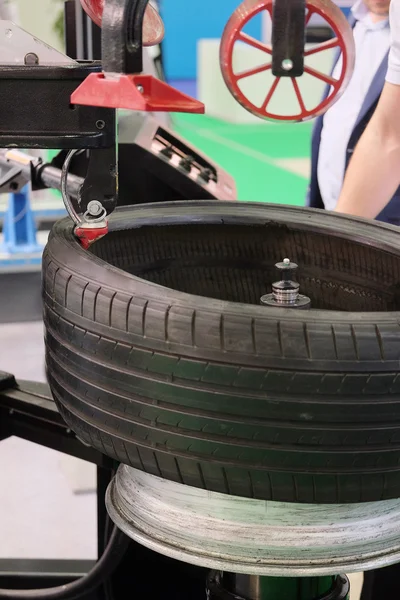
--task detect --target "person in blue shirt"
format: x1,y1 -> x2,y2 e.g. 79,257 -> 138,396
307,0 -> 397,223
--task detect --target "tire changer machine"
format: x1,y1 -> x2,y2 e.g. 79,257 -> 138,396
0,1 -> 391,600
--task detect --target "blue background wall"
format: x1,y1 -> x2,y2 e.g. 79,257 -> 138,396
159,0 -> 262,80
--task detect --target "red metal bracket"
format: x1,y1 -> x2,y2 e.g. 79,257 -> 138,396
75,225 -> 109,249
71,73 -> 205,113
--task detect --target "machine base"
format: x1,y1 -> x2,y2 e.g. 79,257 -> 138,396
207,572 -> 350,600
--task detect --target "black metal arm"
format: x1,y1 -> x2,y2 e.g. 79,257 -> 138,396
272,0 -> 306,77
0,372 -> 110,468
102,0 -> 150,74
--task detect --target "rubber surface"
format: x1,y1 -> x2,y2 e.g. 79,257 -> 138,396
43,201 -> 400,504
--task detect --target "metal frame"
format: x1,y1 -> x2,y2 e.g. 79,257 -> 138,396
0,375 -> 113,596
0,59 -> 118,224
0,374 -> 209,600
65,0 -> 102,61
0,64 -> 114,149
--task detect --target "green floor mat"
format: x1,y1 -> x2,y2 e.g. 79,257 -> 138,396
173,113 -> 313,206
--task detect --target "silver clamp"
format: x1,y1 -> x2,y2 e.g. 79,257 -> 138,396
261,258 -> 311,309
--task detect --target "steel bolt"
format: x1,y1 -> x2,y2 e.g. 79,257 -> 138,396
261,256 -> 311,309
137,85 -> 144,94
281,59 -> 293,71
96,120 -> 106,130
87,200 -> 103,216
24,52 -> 39,65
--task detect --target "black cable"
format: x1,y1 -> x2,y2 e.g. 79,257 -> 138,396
102,467 -> 118,600
102,514 -> 115,600
0,526 -> 130,600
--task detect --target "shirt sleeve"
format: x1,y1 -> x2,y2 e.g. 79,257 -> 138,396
386,0 -> 400,84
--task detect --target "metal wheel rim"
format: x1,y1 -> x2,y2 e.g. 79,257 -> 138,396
106,465 -> 400,576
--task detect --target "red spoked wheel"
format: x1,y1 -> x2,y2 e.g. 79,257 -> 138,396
79,0 -> 165,46
220,0 -> 355,121
80,0 -> 103,27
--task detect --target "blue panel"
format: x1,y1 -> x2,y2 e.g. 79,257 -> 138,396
1,186 -> 42,255
160,0 -> 262,79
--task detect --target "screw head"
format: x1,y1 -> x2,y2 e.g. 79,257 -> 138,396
24,52 -> 39,65
96,120 -> 106,130
283,258 -> 290,265
281,59 -> 293,71
137,85 -> 144,93
87,200 -> 103,216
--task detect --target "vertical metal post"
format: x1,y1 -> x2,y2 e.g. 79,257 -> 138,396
1,185 -> 42,254
65,0 -> 78,59
65,0 -> 101,60
97,465 -> 111,558
74,0 -> 85,59
272,0 -> 306,77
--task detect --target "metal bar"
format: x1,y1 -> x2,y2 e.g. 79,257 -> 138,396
91,21 -> 102,61
97,465 -> 114,557
102,0 -> 150,74
0,64 -> 116,149
79,147 -> 117,215
83,10 -> 92,60
39,164 -> 83,198
65,0 -> 78,59
84,11 -> 100,60
75,0 -> 85,60
0,150 -> 83,198
0,382 -> 112,467
0,559 -> 95,579
272,0 -> 306,77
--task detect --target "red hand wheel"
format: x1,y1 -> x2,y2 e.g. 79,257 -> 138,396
79,0 -> 165,46
220,0 -> 355,121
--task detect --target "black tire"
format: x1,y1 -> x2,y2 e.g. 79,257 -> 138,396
43,201 -> 400,504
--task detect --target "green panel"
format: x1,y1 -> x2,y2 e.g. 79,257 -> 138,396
45,114 -> 313,207
256,575 -> 335,600
173,114 -> 313,207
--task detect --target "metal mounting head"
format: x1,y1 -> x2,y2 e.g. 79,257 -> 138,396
260,257 -> 311,309
275,258 -> 298,280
